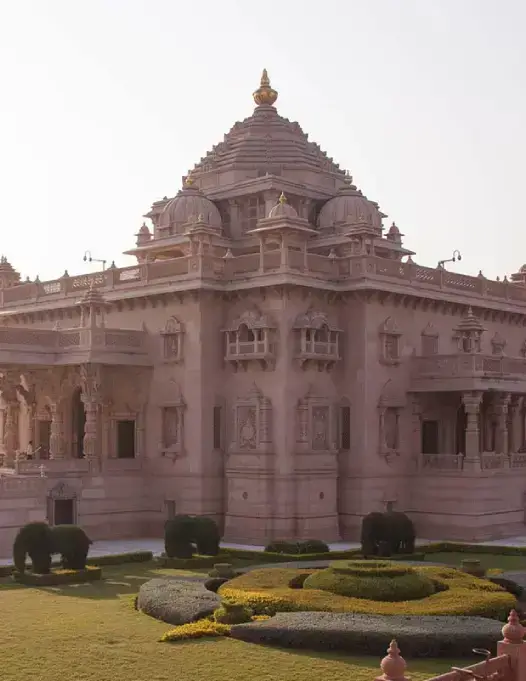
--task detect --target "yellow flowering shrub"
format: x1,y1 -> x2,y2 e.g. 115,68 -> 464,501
160,619 -> 231,642
218,565 -> 514,619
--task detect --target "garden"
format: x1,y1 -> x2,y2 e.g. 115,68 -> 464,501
3,510 -> 526,681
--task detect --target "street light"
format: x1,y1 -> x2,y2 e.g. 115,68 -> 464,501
83,250 -> 107,271
438,249 -> 462,269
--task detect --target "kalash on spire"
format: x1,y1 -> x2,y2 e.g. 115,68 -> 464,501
252,68 -> 278,107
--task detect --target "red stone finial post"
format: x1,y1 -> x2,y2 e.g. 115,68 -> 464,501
497,610 -> 526,681
375,640 -> 410,681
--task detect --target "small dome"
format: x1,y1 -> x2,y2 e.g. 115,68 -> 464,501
520,264 -> 526,273
268,193 -> 298,219
158,180 -> 222,232
318,179 -> 384,231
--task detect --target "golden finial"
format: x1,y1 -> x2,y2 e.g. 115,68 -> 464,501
278,192 -> 287,204
253,69 -> 278,107
184,173 -> 195,187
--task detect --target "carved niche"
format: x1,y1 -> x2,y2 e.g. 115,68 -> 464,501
379,317 -> 402,365
158,379 -> 186,458
223,309 -> 276,371
161,317 -> 184,363
229,384 -> 272,453
296,386 -> 338,453
377,380 -> 406,464
420,322 -> 439,356
293,310 -> 341,372
491,332 -> 506,356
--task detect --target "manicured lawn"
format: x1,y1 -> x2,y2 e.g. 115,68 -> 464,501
0,561 -> 481,681
424,552 -> 526,571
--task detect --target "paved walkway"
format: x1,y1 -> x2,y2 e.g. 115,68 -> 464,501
4,534 -> 526,566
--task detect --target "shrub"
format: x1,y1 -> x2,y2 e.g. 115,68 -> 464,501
208,563 -> 235,579
87,550 -> 153,566
160,619 -> 230,642
213,601 -> 253,624
360,511 -> 415,556
205,577 -> 230,593
12,522 -> 53,574
264,540 -> 330,555
218,564 -> 514,619
138,577 -> 221,625
304,561 -> 435,602
51,525 -> 92,570
230,612 -> 504,658
164,515 -> 195,558
164,515 -> 220,559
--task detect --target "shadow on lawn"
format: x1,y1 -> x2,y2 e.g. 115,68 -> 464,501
0,562 -> 203,601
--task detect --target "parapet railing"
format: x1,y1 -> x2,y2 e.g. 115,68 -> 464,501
413,354 -> 526,379
373,611 -> 525,681
0,326 -> 148,352
1,253 -> 526,309
419,452 -> 526,472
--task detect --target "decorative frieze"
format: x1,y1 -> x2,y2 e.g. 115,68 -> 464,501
379,317 -> 401,365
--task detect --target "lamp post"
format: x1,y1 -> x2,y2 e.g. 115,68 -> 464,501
83,250 -> 107,271
438,249 -> 462,269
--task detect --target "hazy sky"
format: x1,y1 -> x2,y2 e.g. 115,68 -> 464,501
0,0 -> 524,282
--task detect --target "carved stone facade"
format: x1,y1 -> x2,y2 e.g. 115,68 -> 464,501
2,71 -> 526,553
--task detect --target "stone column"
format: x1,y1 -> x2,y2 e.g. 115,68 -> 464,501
462,391 -> 483,466
494,394 -> 511,454
82,397 -> 99,460
3,400 -> 19,466
509,396 -> 524,454
49,402 -> 65,459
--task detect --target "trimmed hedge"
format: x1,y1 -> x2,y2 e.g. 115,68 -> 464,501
138,577 -> 220,625
13,565 -> 102,586
0,550 -> 154,578
421,542 -> 526,556
265,540 -> 330,555
161,620 -> 230,642
303,561 -> 435,602
164,515 -> 220,559
230,612 -> 504,658
157,554 -> 232,569
218,564 -> 514,619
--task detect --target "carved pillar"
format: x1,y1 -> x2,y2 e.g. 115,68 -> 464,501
494,393 -> 511,454
411,398 -> 422,466
462,391 -> 483,464
81,398 -> 98,460
509,396 -> 523,454
49,402 -> 65,459
3,400 -> 19,465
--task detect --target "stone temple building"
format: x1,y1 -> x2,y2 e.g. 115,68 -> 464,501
0,70 -> 526,555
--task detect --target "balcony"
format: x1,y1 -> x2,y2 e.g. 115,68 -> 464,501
411,353 -> 526,393
225,337 -> 275,371
0,325 -> 151,368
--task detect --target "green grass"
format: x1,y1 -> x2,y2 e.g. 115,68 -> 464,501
0,561 -> 478,681
424,552 -> 526,571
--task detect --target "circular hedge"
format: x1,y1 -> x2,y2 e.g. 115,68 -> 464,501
218,564 -> 514,620
304,560 -> 435,602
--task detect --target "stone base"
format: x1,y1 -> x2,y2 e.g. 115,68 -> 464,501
13,565 -> 102,586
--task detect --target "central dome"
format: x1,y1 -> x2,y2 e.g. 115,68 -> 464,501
158,181 -> 222,233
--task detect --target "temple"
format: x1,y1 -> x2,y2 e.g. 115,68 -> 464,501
0,70 -> 525,555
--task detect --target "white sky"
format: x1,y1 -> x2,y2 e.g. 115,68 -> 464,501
0,0 -> 524,282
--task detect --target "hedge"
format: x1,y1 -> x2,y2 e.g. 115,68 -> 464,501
218,565 -> 514,619
230,612 -> 504,658
0,550 -> 153,577
13,565 -> 102,586
157,554 -> 233,569
420,542 -> 526,557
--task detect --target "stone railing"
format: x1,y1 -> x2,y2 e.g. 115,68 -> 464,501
374,611 -> 525,681
2,254 -> 526,310
0,325 -> 147,353
412,354 -> 526,380
420,453 -> 464,471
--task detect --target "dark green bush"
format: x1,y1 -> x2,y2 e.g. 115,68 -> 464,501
205,577 -> 230,593
164,515 -> 220,559
51,525 -> 92,569
360,511 -> 415,557
213,601 -> 253,624
12,522 -> 53,574
264,540 -> 330,555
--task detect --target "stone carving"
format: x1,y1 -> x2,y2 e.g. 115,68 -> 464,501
379,317 -> 401,364
491,332 -> 507,356
161,317 -> 184,363
296,386 -> 337,452
230,383 -> 272,453
159,380 -> 186,456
